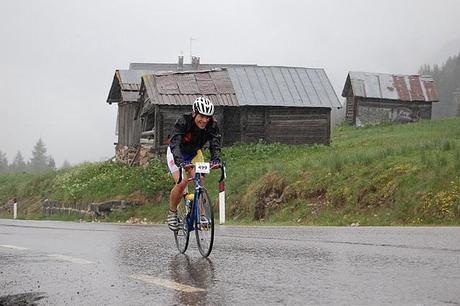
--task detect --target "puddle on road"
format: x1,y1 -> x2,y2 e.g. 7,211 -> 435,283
0,292 -> 46,306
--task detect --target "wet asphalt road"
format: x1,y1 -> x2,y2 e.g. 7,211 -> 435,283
0,220 -> 459,306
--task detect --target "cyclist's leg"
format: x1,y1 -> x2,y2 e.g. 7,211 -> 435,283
167,147 -> 188,212
166,148 -> 197,226
169,170 -> 188,211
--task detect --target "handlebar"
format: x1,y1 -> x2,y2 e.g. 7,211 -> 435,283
176,162 -> 226,185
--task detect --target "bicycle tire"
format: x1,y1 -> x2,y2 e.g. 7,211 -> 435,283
174,199 -> 190,254
195,188 -> 214,257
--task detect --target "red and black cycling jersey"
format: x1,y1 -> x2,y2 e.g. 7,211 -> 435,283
169,113 -> 222,166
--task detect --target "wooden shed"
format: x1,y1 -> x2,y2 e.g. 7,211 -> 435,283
137,66 -> 341,153
107,62 -> 342,164
106,59 -> 251,148
342,71 -> 439,126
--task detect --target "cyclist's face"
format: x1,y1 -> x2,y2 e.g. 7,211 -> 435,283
194,113 -> 211,129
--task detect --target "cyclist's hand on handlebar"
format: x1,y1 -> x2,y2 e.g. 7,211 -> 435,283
179,162 -> 194,171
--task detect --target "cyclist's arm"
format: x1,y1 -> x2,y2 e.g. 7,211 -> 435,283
207,121 -> 222,162
169,116 -> 187,166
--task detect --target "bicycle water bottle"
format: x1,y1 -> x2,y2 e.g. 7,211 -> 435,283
185,193 -> 194,213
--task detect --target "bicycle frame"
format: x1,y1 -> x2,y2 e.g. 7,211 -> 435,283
178,163 -> 225,230
186,171 -> 204,231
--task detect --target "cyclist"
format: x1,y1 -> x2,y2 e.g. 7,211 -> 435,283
166,96 -> 222,231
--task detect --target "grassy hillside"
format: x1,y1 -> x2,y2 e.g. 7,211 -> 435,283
1,118 -> 460,225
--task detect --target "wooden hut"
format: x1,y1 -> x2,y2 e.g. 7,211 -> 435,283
342,71 -> 439,126
107,62 -> 342,164
137,66 -> 341,154
106,59 -> 252,162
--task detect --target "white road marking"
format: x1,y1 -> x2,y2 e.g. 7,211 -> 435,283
129,274 -> 206,293
0,244 -> 30,250
48,254 -> 94,264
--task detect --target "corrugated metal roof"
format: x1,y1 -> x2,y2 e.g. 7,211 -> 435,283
342,71 -> 439,102
227,66 -> 341,108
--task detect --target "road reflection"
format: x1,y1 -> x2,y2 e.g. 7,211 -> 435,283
169,254 -> 215,306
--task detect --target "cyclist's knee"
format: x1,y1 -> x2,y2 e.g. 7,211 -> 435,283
174,179 -> 187,190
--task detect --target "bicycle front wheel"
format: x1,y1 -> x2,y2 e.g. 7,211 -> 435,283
195,188 -> 214,257
174,200 -> 190,254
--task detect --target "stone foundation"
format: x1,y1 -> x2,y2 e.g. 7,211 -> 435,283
115,144 -> 158,166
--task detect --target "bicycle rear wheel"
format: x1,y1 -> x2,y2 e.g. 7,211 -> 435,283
174,200 -> 190,254
195,188 -> 214,257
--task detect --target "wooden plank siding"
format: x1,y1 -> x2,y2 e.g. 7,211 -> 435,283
241,107 -> 266,142
223,107 -> 241,145
266,107 -> 330,144
345,96 -> 354,124
232,106 -> 331,145
117,102 -> 141,146
126,104 -> 331,153
153,105 -> 225,152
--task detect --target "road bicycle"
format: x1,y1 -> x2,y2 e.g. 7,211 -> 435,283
174,161 -> 226,257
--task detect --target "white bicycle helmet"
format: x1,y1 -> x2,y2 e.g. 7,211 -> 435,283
193,96 -> 215,116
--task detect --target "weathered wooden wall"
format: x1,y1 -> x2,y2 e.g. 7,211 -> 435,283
345,96 -> 355,124
223,107 -> 241,145
155,105 -> 224,152
116,104 -> 332,164
236,106 -> 331,145
356,98 -> 432,125
118,102 -> 141,146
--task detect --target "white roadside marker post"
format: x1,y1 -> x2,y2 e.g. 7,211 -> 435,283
218,164 -> 226,224
219,186 -> 225,224
13,201 -> 17,220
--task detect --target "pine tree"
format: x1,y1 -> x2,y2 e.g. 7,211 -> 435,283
10,151 -> 27,173
419,52 -> 460,119
48,156 -> 56,171
61,160 -> 71,169
30,138 -> 50,172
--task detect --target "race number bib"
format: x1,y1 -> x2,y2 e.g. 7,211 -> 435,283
195,162 -> 210,174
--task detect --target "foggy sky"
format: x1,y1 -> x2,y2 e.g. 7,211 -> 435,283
1,0 -> 460,166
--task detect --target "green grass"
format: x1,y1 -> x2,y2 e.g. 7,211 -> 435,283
1,117 -> 460,225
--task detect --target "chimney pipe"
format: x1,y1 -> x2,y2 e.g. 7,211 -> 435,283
177,55 -> 184,71
191,56 -> 200,70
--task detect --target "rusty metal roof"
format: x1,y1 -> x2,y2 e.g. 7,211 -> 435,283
342,71 -> 439,102
107,64 -> 252,103
141,68 -> 238,112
